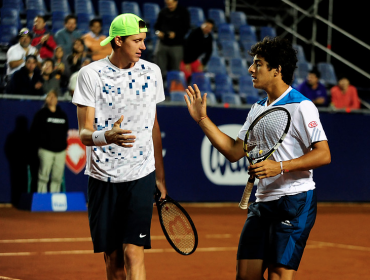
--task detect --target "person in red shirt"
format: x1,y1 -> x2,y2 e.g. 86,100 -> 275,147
330,76 -> 361,109
31,15 -> 57,60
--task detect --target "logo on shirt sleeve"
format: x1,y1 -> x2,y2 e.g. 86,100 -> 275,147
308,121 -> 318,128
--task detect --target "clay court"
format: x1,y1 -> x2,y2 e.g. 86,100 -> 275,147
0,203 -> 369,280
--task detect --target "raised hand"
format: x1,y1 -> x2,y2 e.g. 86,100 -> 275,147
184,84 -> 207,124
104,116 -> 136,148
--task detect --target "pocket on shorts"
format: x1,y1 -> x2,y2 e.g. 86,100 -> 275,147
277,192 -> 307,220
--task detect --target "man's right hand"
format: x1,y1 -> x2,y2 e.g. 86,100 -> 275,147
104,116 -> 136,148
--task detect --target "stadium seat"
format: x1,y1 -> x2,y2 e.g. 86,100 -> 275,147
230,11 -> 247,32
206,56 -> 227,76
99,1 -> 118,17
220,41 -> 241,60
77,13 -> 94,34
167,71 -> 187,94
143,3 -> 160,24
50,0 -> 71,13
239,24 -> 257,43
295,61 -> 312,81
241,40 -> 257,64
0,25 -> 18,47
27,9 -> 45,30
260,26 -> 277,40
2,0 -> 25,14
229,58 -> 248,79
26,0 -> 47,12
217,23 -> 235,43
317,62 -> 337,86
238,75 -> 259,100
221,93 -> 242,105
121,2 -> 141,17
293,44 -> 307,63
214,73 -> 234,98
190,72 -> 213,93
208,8 -> 226,28
211,40 -> 220,57
188,7 -> 205,28
102,14 -> 116,35
75,0 -> 95,16
52,11 -> 68,34
0,8 -> 22,30
246,95 -> 260,104
170,91 -> 186,102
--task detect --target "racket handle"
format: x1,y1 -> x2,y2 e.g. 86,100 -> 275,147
239,177 -> 255,210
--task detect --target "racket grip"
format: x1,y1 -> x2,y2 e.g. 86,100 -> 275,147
239,177 -> 255,210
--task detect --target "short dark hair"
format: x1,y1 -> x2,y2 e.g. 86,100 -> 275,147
110,20 -> 147,50
43,58 -> 55,68
64,14 -> 77,24
205,18 -> 215,26
35,15 -> 46,22
89,18 -> 102,27
309,67 -> 321,79
25,54 -> 37,62
249,36 -> 298,85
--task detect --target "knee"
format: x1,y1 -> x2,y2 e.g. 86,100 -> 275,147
124,245 -> 144,268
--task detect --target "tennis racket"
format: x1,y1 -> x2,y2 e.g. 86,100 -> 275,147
155,188 -> 198,255
239,107 -> 291,209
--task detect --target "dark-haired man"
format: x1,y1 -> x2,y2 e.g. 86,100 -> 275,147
55,15 -> 83,55
297,68 -> 328,107
185,37 -> 331,280
72,14 -> 167,280
41,58 -> 61,96
31,15 -> 57,60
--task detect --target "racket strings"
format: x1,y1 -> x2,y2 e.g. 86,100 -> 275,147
247,111 -> 289,159
160,203 -> 196,254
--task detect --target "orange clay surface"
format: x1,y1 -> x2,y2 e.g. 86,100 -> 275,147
0,203 -> 369,280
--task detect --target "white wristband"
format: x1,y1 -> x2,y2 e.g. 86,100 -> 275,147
92,130 -> 107,146
280,161 -> 283,175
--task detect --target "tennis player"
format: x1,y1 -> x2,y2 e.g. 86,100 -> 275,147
184,37 -> 331,280
72,14 -> 167,280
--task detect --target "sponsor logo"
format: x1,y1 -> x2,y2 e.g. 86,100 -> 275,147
281,220 -> 293,226
66,129 -> 86,174
51,193 -> 68,211
201,124 -> 258,186
308,121 -> 318,128
139,234 -> 146,238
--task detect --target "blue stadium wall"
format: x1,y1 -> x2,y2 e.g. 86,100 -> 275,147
1,99 -> 370,203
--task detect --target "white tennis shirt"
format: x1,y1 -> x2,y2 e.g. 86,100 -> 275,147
72,58 -> 165,182
238,86 -> 328,202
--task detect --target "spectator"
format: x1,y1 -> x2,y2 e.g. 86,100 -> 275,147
154,0 -> 190,77
7,54 -> 43,95
30,90 -> 69,193
81,18 -> 112,61
297,67 -> 328,107
53,46 -> 70,89
65,39 -> 91,74
180,19 -> 214,82
68,57 -> 92,98
54,15 -> 83,55
41,58 -> 61,96
31,15 -> 57,60
330,76 -> 361,110
6,28 -> 38,78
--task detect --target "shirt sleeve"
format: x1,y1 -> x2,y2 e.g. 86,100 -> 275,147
293,100 -> 328,147
152,64 -> 165,104
72,66 -> 99,107
7,47 -> 21,63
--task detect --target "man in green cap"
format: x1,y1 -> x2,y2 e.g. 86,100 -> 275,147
72,13 -> 167,279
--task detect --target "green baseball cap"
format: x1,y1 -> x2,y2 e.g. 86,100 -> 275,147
100,13 -> 148,46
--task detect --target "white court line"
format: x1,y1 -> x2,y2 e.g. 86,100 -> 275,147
0,276 -> 22,280
0,252 -> 36,256
309,241 -> 370,252
0,238 -> 92,243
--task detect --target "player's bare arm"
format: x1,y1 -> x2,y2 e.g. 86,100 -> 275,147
77,105 -> 136,147
152,111 -> 167,200
184,84 -> 245,162
249,140 -> 331,179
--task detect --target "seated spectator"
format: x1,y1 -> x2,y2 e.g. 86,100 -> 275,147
297,67 -> 328,107
68,57 -> 92,97
65,39 -> 91,74
7,55 -> 43,95
180,19 -> 214,82
30,90 -> 69,193
330,76 -> 361,110
31,15 -> 57,60
53,46 -> 70,89
54,15 -> 83,55
41,58 -> 61,96
82,18 -> 112,61
6,28 -> 38,78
